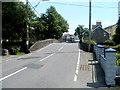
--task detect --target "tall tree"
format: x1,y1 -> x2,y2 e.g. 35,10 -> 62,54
43,6 -> 69,39
113,18 -> 120,44
74,25 -> 88,43
2,2 -> 36,42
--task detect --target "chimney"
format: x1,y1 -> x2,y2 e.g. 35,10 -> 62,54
92,25 -> 96,29
96,21 -> 102,25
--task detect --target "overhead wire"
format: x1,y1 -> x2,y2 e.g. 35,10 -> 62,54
34,0 -> 41,9
48,2 -> 118,9
28,1 -> 41,17
27,1 -> 118,17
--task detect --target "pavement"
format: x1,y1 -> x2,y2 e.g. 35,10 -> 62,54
0,43 -> 107,88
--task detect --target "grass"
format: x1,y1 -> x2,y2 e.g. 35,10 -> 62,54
8,52 -> 26,56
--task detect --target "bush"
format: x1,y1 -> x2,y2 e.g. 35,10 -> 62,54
117,44 -> 120,52
104,40 -> 115,45
117,53 -> 120,59
83,40 -> 97,44
116,53 -> 120,66
8,46 -> 21,55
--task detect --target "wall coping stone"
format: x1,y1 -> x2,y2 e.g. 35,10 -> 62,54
105,48 -> 117,52
97,45 -> 104,48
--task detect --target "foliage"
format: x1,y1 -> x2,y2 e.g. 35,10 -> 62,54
8,46 -> 21,55
83,40 -> 97,44
2,3 -> 69,53
31,6 -> 69,40
104,44 -> 120,53
104,40 -> 115,45
113,18 -> 120,44
74,25 -> 89,43
2,2 -> 36,42
116,53 -> 120,66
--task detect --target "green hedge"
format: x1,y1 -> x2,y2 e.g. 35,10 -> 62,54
8,46 -> 21,55
104,44 -> 120,53
116,53 -> 120,66
104,40 -> 115,46
83,40 -> 97,44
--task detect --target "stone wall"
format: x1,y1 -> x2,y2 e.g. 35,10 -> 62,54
29,39 -> 59,52
94,44 -> 116,86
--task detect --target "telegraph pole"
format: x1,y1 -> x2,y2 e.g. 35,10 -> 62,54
88,0 -> 92,52
26,0 -> 29,53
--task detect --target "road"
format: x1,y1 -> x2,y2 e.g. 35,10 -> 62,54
0,43 -> 104,88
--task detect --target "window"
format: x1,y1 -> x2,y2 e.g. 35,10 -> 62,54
104,32 -> 106,37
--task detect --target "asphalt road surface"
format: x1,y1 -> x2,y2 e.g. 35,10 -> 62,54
1,43 -> 105,88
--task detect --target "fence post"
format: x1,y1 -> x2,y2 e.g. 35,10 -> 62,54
105,48 -> 116,86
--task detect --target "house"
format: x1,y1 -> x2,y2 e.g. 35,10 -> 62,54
91,26 -> 109,43
92,21 -> 102,30
104,24 -> 117,40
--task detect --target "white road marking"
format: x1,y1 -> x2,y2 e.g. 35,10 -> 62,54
74,49 -> 80,82
37,44 -> 53,53
0,67 -> 27,81
58,46 -> 64,51
18,56 -> 25,59
40,53 -> 55,62
40,45 -> 64,62
26,53 -> 32,56
74,74 -> 77,82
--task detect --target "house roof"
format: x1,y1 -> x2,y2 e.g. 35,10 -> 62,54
93,25 -> 109,34
104,24 -> 116,30
92,25 -> 103,31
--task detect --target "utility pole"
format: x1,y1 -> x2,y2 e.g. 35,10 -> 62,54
26,0 -> 29,53
88,0 -> 92,52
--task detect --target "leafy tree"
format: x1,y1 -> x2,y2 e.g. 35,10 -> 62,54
2,2 -> 36,42
42,6 -> 69,39
31,6 -> 69,40
74,25 -> 88,43
113,18 -> 120,44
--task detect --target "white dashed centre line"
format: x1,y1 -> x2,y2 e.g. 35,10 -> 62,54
58,46 -> 64,51
0,67 -> 27,81
40,53 -> 55,62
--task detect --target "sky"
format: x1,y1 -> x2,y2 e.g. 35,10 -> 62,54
19,0 -> 120,34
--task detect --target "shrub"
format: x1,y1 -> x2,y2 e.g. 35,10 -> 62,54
104,40 -> 115,45
116,53 -> 120,66
8,46 -> 21,55
117,44 -> 120,52
83,40 -> 97,44
117,53 -> 120,59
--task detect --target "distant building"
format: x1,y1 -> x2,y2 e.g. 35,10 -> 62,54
104,24 -> 117,40
92,21 -> 102,30
91,26 -> 109,43
62,34 -> 75,42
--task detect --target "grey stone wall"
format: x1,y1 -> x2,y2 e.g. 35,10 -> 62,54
29,39 -> 59,52
94,44 -> 116,86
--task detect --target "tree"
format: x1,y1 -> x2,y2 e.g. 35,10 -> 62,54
2,2 -> 36,53
42,6 -> 69,39
31,6 -> 69,40
74,25 -> 88,43
113,18 -> 120,44
2,2 -> 36,42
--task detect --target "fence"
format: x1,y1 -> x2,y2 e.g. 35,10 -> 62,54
94,44 -> 117,86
